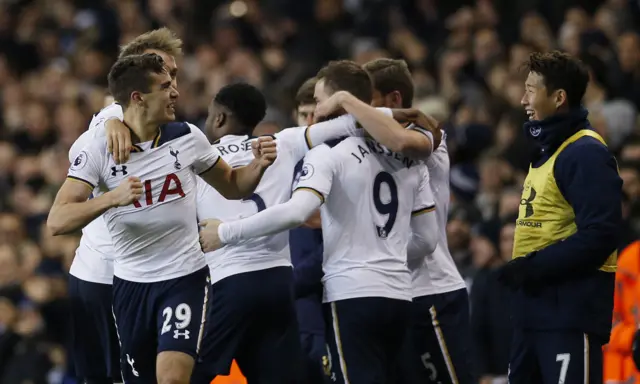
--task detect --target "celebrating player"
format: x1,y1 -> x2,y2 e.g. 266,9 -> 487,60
499,51 -> 622,383
363,58 -> 473,384
193,80 -> 388,383
48,54 -> 276,384
199,61 -> 439,384
65,27 -> 183,384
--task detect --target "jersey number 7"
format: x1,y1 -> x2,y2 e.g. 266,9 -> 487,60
373,172 -> 398,239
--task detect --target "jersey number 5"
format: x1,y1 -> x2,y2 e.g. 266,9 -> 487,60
373,171 -> 399,239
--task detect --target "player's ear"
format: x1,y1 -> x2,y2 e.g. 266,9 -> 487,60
130,91 -> 144,105
390,90 -> 403,107
554,89 -> 567,109
215,112 -> 226,129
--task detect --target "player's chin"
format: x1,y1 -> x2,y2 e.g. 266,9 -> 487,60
165,109 -> 177,121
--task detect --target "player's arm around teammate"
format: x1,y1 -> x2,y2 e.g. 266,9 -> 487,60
314,88 -> 439,159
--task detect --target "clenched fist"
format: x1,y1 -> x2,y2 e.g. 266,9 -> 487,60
251,136 -> 278,169
108,176 -> 143,207
199,219 -> 224,252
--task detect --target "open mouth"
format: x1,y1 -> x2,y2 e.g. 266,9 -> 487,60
168,104 -> 176,113
525,110 -> 535,120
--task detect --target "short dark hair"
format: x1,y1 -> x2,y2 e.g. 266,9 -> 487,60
214,83 -> 266,129
296,77 -> 317,107
523,51 -> 589,108
362,58 -> 414,108
119,27 -> 183,59
316,60 -> 372,104
108,53 -> 166,107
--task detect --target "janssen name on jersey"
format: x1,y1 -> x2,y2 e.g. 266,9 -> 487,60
68,122 -> 220,283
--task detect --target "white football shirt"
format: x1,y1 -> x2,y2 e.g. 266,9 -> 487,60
68,122 -> 219,283
295,137 -> 435,303
196,128 -> 309,284
67,105 -> 122,285
410,132 -> 466,297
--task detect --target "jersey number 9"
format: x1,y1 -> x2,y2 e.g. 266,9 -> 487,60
373,172 -> 399,239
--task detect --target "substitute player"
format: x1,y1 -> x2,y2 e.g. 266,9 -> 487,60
363,58 -> 473,384
498,51 -> 622,384
199,61 -> 439,384
67,27 -> 183,384
48,54 -> 276,384
193,81 -> 383,383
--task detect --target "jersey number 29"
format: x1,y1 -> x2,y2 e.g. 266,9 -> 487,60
373,171 -> 398,239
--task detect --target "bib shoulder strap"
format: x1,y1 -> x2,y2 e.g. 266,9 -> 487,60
556,129 -> 607,154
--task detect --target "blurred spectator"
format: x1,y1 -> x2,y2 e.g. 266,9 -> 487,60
0,0 -> 638,380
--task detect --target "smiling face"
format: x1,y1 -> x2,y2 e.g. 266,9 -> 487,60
521,71 -> 563,121
138,69 -> 179,124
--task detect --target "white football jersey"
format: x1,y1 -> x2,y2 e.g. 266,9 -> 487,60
295,137 -> 435,303
67,122 -> 219,283
197,127 -> 311,284
67,105 -> 123,285
411,132 -> 466,297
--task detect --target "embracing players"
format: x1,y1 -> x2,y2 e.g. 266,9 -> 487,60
48,53 -> 276,384
199,61 -> 440,383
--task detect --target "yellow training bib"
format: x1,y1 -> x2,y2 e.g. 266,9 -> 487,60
512,129 -> 617,272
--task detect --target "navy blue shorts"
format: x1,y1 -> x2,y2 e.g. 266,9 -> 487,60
397,288 -> 474,384
508,328 -> 603,384
112,267 -> 209,382
68,275 -> 121,382
323,297 -> 410,384
192,267 -> 301,384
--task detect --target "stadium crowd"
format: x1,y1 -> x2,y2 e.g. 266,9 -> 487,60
0,0 -> 639,382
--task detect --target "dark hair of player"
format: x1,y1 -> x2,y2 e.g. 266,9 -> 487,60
214,82 -> 267,135
108,53 -> 167,107
316,60 -> 373,104
119,27 -> 183,59
363,58 -> 414,108
295,77 -> 317,107
523,51 -> 589,108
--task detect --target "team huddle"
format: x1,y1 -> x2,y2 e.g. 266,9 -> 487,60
49,28 -> 472,384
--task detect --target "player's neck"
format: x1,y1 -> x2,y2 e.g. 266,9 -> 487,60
123,109 -> 160,143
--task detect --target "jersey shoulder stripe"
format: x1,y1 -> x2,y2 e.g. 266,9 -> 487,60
155,122 -> 192,148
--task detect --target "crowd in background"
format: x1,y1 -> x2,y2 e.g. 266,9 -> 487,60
0,0 -> 639,382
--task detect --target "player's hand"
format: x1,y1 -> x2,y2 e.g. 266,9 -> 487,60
108,176 -> 143,207
199,219 -> 224,252
251,136 -> 277,169
106,119 -> 132,164
392,108 -> 442,150
314,91 -> 349,121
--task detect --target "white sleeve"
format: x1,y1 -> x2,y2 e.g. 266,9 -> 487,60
188,123 -> 221,174
89,103 -> 123,132
67,143 -> 104,189
407,166 -> 438,263
69,130 -> 96,163
409,124 -> 434,153
275,114 -> 357,162
407,211 -> 438,263
412,166 -> 436,214
291,145 -> 335,201
218,190 -> 322,245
